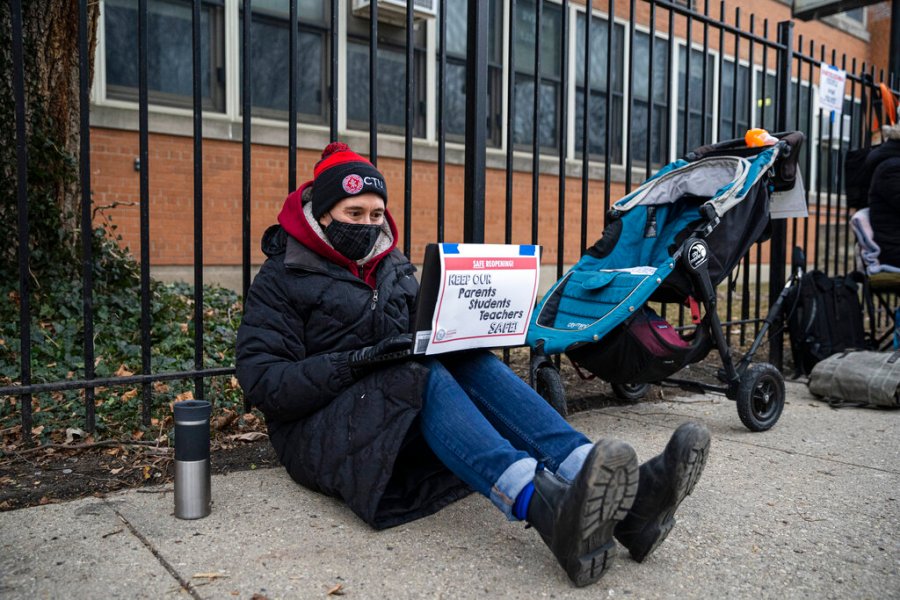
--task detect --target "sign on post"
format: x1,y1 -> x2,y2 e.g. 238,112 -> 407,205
421,243 -> 541,355
819,64 -> 847,117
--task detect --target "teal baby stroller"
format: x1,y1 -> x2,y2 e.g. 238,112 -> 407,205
527,132 -> 805,432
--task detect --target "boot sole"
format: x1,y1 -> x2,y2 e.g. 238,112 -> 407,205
627,426 -> 710,563
567,440 -> 639,587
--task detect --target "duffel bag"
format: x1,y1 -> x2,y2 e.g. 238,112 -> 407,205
808,350 -> 900,408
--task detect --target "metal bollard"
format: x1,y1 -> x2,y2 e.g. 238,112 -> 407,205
174,400 -> 211,519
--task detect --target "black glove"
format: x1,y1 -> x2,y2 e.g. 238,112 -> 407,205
347,333 -> 414,379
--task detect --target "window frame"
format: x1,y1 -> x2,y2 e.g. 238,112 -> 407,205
102,0 -> 227,113
240,2 -> 330,125
718,56 -> 752,144
344,10 -> 429,138
571,7 -> 626,163
344,38 -> 428,138
511,0 -> 565,155
441,0 -> 503,147
628,27 -> 672,170
675,41 -> 718,157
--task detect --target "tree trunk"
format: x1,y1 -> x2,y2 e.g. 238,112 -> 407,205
1,0 -> 99,276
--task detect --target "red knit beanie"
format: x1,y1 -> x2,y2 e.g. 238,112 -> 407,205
310,142 -> 387,219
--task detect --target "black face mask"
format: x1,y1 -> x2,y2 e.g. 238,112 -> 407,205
323,220 -> 381,261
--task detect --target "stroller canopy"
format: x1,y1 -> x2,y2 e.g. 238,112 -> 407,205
614,152 -> 773,216
527,146 -> 780,355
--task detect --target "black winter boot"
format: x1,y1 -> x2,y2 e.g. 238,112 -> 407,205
613,421 -> 710,563
527,439 -> 638,587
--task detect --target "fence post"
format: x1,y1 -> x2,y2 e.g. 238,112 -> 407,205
890,0 -> 900,88
11,0 -> 33,442
769,20 -> 794,371
463,0 -> 488,243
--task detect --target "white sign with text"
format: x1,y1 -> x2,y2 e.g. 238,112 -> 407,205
425,244 -> 541,355
819,64 -> 847,116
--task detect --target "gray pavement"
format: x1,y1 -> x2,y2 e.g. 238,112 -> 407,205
1,380 -> 898,599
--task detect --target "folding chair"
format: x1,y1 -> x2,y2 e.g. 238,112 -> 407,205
850,208 -> 900,349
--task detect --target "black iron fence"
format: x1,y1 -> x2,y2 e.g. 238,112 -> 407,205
4,0 -> 898,439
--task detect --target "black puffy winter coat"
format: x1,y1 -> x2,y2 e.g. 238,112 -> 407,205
236,198 -> 469,529
862,139 -> 900,267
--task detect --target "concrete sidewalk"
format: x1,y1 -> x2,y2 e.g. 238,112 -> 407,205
1,381 -> 898,599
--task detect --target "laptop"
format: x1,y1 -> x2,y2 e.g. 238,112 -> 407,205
364,243 -> 442,363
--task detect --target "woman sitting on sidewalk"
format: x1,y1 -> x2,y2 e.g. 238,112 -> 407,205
236,142 -> 711,587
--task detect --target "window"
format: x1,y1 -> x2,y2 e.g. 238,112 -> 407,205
513,0 -> 562,153
720,59 -> 750,141
442,0 -> 502,146
796,82 -> 812,184
755,71 -> 778,131
104,0 -> 226,111
345,13 -> 427,137
676,45 -> 715,155
243,0 -> 329,124
631,31 -> 669,168
843,7 -> 865,24
817,97 -> 859,194
574,11 -> 624,162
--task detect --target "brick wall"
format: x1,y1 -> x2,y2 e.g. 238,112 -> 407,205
90,127 -> 632,266
89,0 -> 888,270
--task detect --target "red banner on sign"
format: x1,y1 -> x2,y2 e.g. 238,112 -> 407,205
443,257 -> 537,270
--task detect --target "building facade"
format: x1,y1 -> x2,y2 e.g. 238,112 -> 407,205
89,0 -> 895,289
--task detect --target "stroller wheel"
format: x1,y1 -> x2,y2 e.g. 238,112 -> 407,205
611,382 -> 651,402
535,366 -> 568,418
736,363 -> 785,432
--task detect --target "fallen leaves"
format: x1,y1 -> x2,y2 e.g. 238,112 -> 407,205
65,427 -> 86,444
229,432 -> 267,443
115,364 -> 134,378
327,583 -> 345,596
212,409 -> 239,431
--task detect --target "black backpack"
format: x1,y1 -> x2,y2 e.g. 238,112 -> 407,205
787,270 -> 869,376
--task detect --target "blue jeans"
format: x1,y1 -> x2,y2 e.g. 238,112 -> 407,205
419,350 -> 592,520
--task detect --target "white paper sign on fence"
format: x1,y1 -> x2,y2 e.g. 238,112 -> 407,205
819,64 -> 846,116
426,243 -> 541,355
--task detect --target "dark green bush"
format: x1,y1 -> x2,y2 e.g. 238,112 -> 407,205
0,224 -> 245,441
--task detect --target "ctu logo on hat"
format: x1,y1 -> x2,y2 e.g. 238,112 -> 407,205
341,174 -> 385,195
342,174 -> 364,194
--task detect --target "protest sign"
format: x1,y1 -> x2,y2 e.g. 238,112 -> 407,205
819,64 -> 846,116
417,243 -> 540,355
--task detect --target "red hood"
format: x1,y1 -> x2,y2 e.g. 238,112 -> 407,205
278,180 -> 399,285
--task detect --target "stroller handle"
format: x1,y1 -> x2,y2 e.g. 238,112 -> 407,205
685,131 -> 805,193
686,131 -> 802,159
